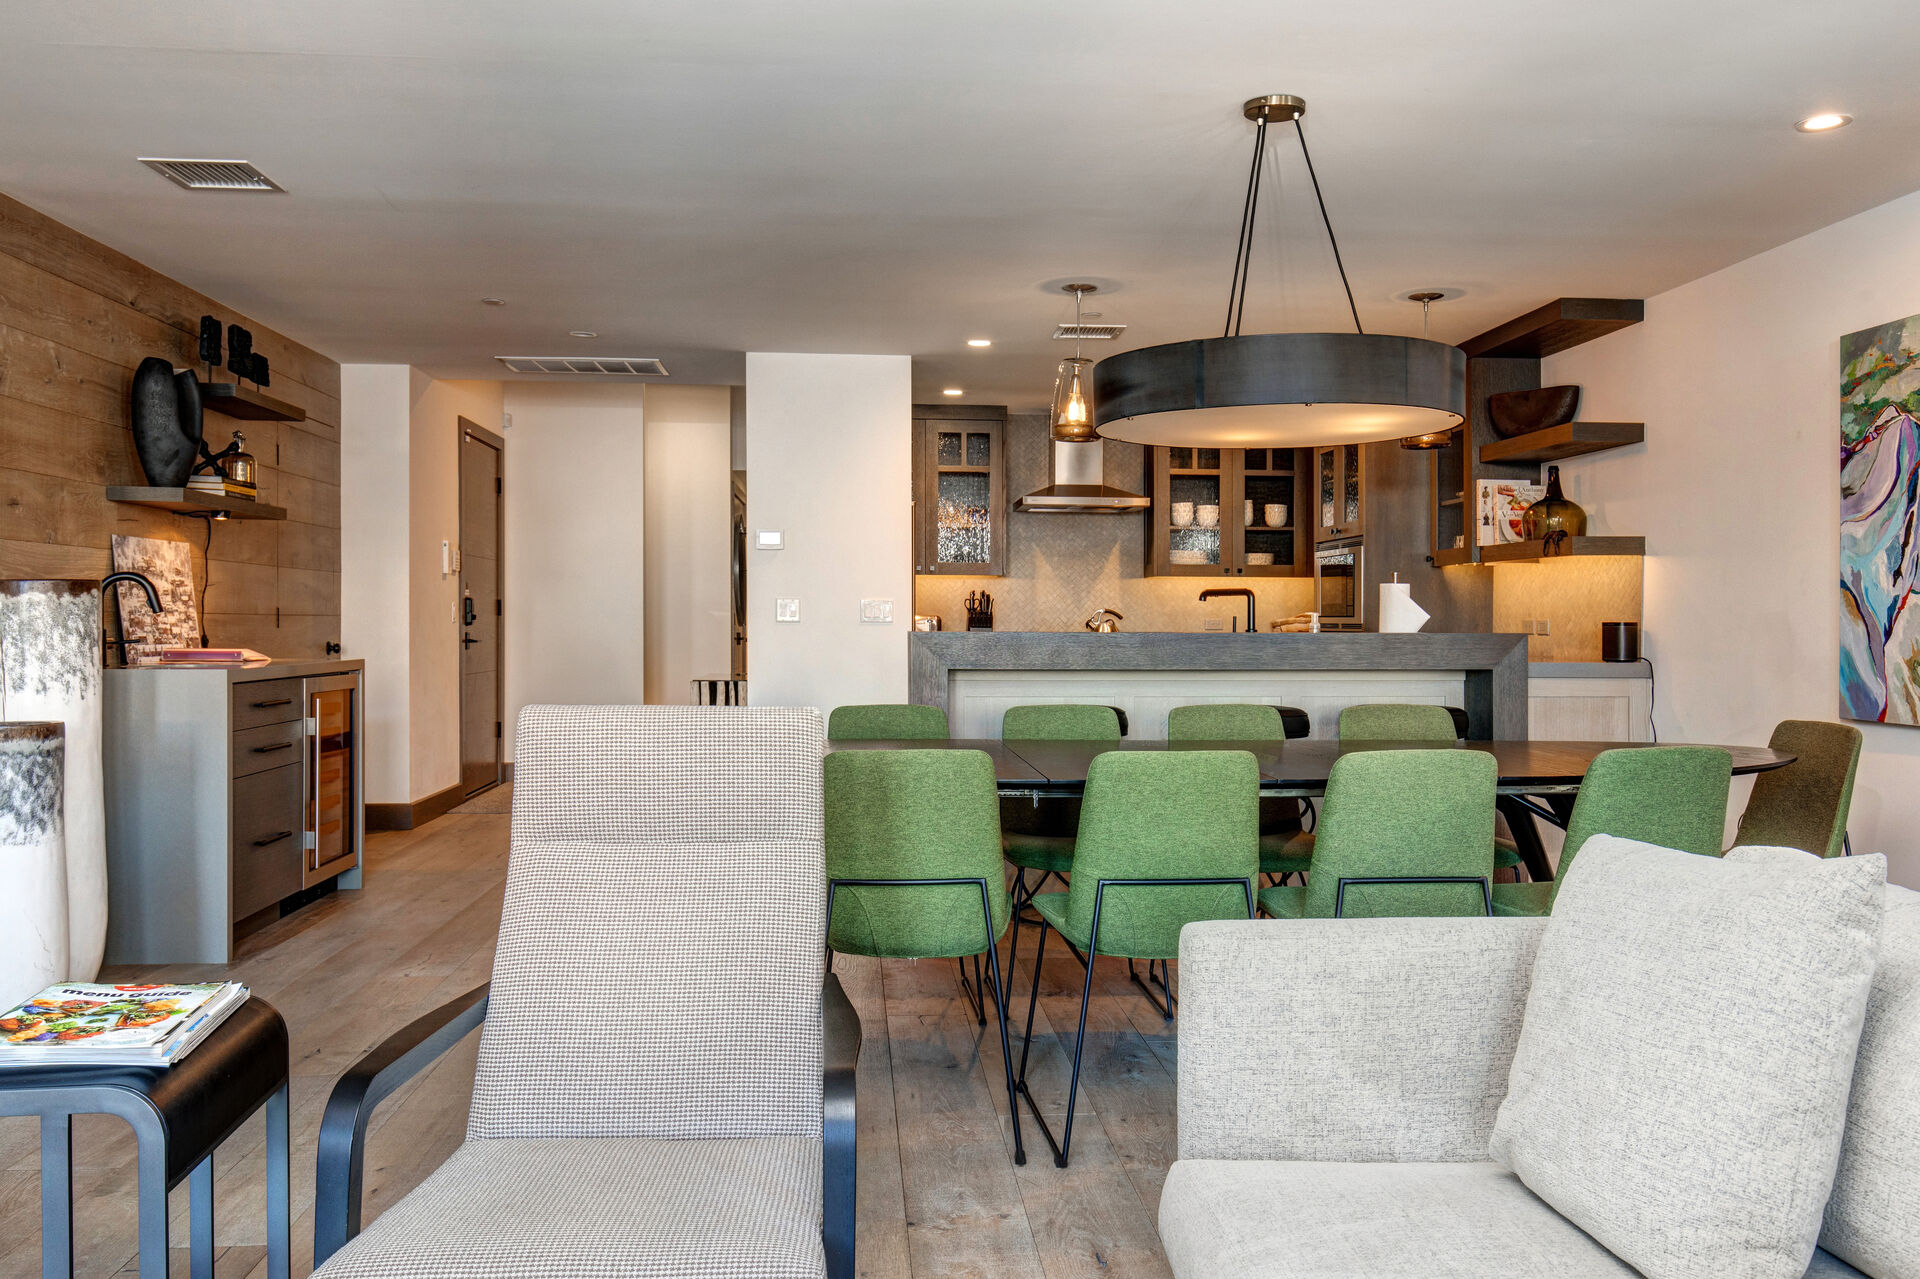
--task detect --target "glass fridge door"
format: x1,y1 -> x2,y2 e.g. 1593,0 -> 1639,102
305,676 -> 359,885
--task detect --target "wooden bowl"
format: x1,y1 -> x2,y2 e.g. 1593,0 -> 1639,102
1488,385 -> 1580,438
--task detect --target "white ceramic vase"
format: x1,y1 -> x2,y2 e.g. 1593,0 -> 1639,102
0,581 -> 105,981
0,722 -> 66,1007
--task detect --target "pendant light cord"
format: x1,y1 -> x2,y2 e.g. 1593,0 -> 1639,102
1223,117 -> 1268,338
1293,120 -> 1363,335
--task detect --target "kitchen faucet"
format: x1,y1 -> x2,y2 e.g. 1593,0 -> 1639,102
1198,587 -> 1255,634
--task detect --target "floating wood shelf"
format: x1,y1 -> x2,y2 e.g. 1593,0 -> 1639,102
1429,547 -> 1474,567
1480,422 -> 1645,465
1460,298 -> 1645,360
1478,535 -> 1645,563
197,382 -> 306,423
107,487 -> 288,520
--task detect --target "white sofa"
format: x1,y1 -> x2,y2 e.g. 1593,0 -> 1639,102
1161,882 -> 1918,1278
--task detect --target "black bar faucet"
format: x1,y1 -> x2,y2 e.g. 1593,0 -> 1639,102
101,572 -> 162,613
1198,587 -> 1255,634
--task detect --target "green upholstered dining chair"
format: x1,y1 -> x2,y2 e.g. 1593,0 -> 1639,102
1337,703 -> 1460,740
999,703 -> 1122,920
824,748 -> 1024,1165
1731,719 -> 1862,858
1015,749 -> 1257,1167
1165,704 -> 1309,883
1492,745 -> 1733,917
1257,749 -> 1496,920
826,703 -> 949,740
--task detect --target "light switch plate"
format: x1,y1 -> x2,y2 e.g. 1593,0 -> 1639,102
1536,619 -> 1551,636
775,597 -> 800,623
757,530 -> 784,550
860,598 -> 893,624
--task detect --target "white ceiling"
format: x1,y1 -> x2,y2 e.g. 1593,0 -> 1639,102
2,0 -> 1915,410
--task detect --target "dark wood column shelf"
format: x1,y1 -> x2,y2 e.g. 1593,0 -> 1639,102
199,382 -> 307,423
1478,535 -> 1645,563
1479,421 -> 1645,465
108,487 -> 288,520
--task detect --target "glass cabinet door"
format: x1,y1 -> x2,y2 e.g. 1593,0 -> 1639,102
1163,446 -> 1226,571
914,416 -> 1005,576
305,679 -> 357,884
1238,448 -> 1298,575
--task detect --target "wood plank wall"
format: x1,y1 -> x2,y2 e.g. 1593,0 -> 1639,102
0,192 -> 341,656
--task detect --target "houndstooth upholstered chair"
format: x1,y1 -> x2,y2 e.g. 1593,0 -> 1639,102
312,705 -> 859,1279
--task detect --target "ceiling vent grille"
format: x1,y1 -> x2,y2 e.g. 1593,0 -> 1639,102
495,356 -> 669,376
1053,323 -> 1128,340
139,158 -> 283,192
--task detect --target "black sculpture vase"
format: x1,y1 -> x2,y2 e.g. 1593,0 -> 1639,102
129,358 -> 205,487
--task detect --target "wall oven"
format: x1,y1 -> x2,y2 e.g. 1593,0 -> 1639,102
1313,542 -> 1363,631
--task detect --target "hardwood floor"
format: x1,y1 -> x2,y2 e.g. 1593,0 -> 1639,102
0,809 -> 1185,1278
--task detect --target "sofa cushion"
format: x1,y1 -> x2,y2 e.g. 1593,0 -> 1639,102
1491,838 -> 1886,1279
1157,1158 -> 1872,1279
314,1135 -> 824,1278
1820,882 -> 1920,1276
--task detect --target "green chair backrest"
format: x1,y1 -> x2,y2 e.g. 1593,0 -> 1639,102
1304,749 -> 1496,918
1166,704 -> 1283,742
1062,750 -> 1258,959
1554,746 -> 1733,901
1338,703 -> 1458,741
1002,703 -> 1121,740
1731,720 -> 1863,858
824,749 -> 1006,958
827,703 -> 950,740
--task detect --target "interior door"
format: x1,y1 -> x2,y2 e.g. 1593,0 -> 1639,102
459,421 -> 504,797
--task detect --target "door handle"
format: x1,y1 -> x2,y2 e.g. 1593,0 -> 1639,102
462,633 -> 480,648
253,830 -> 294,847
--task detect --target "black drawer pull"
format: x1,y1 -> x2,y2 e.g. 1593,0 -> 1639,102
251,696 -> 295,708
253,830 -> 294,847
251,742 -> 295,754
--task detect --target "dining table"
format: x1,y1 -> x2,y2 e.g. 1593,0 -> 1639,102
825,737 -> 1796,884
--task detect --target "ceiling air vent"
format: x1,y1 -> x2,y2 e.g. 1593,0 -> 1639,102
1053,323 -> 1127,340
139,158 -> 283,192
494,356 -> 669,376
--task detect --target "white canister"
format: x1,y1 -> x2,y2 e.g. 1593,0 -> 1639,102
1170,502 -> 1195,528
1265,503 -> 1287,528
1196,504 -> 1220,529
1244,500 -> 1254,526
0,722 -> 66,1007
0,581 -> 105,981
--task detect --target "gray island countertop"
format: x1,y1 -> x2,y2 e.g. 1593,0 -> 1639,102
909,631 -> 1530,737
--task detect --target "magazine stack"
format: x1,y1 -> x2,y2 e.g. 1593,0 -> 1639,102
0,982 -> 248,1067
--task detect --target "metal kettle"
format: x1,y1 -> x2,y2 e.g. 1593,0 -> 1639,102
1084,608 -> 1124,633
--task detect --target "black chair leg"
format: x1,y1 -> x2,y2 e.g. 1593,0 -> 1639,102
1013,920 -> 1098,1168
976,893 -> 1025,1167
1127,957 -> 1175,1020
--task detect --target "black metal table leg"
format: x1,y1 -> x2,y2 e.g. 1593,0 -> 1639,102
191,1156 -> 215,1279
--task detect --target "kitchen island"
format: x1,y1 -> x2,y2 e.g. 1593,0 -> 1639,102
909,631 -> 1531,739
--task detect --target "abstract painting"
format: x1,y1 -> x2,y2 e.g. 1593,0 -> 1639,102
1841,314 -> 1920,725
109,535 -> 200,660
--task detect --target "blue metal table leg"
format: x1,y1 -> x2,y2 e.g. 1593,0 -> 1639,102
133,1116 -> 169,1279
267,1083 -> 291,1279
39,1113 -> 71,1279
190,1156 -> 215,1279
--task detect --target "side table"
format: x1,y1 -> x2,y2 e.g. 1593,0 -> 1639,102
0,996 -> 291,1279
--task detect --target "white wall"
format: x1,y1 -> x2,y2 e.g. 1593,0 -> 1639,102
643,385 -> 734,704
339,364 -> 412,805
500,383 -> 648,755
745,353 -> 913,710
408,375 -> 504,800
1544,186 -> 1920,886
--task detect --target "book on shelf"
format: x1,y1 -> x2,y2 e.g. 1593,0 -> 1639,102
0,982 -> 248,1067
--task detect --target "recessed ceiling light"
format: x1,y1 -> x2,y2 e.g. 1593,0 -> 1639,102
481,297 -> 508,306
942,388 -> 964,396
966,338 -> 992,348
568,330 -> 599,339
1795,112 -> 1852,133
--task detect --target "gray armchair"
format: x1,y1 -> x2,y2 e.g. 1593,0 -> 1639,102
313,705 -> 859,1279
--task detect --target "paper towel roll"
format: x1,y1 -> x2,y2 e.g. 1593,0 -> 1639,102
1378,581 -> 1430,633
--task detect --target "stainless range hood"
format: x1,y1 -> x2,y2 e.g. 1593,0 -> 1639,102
1013,438 -> 1150,514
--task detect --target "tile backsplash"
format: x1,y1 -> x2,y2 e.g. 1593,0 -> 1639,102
1490,557 -> 1645,661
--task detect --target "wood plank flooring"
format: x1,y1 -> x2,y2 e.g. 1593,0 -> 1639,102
0,808 -> 1186,1279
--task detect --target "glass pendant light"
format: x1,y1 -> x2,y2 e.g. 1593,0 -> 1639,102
1093,96 -> 1464,448
1051,283 -> 1099,442
1400,293 -> 1458,450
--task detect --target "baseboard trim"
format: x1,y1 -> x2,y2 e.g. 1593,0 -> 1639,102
365,781 -> 468,832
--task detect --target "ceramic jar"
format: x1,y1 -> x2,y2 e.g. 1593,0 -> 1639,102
1196,504 -> 1220,529
1170,502 -> 1195,528
0,722 -> 65,1006
0,581 -> 105,981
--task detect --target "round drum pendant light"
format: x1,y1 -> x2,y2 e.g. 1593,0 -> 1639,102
1093,96 -> 1464,449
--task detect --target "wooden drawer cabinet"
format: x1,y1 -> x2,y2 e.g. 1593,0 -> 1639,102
105,661 -> 365,963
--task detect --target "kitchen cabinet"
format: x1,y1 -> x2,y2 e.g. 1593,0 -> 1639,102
912,405 -> 1006,577
1147,446 -> 1310,577
103,659 -> 365,963
1313,444 -> 1366,542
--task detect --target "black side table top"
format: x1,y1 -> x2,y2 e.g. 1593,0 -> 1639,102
0,996 -> 288,1186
